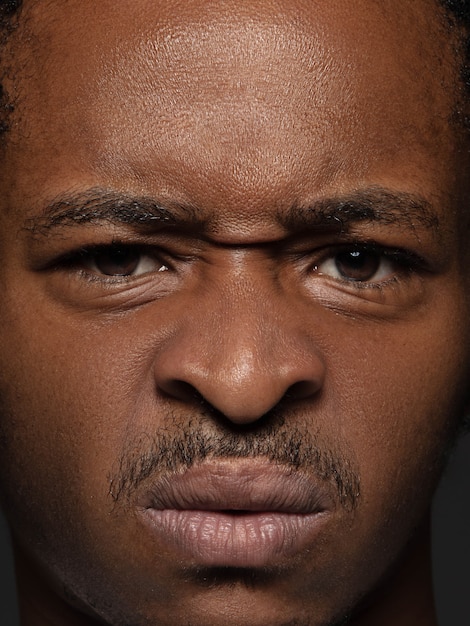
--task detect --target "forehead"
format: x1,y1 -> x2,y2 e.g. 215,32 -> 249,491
1,0 -> 462,225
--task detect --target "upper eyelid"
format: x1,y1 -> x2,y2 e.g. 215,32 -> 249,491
57,245 -> 171,283
308,244 -> 427,289
35,238 -> 192,277
315,242 -> 426,265
58,241 -> 170,261
49,238 -> 428,278
292,240 -> 417,263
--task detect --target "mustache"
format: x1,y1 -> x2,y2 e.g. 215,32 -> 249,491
109,413 -> 361,511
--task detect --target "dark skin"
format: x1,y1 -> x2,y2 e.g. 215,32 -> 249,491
0,0 -> 469,624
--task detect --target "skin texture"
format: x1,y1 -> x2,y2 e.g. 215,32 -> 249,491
0,0 -> 469,624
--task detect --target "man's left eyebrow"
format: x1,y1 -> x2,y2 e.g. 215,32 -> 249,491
280,187 -> 440,236
24,189 -> 207,234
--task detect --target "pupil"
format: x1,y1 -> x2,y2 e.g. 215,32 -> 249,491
95,247 -> 140,276
335,250 -> 379,281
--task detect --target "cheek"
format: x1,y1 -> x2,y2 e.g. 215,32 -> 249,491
0,316 -> 126,531
327,315 -> 468,524
0,313 -> 157,611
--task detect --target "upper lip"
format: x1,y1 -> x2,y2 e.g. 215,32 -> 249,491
137,460 -> 335,514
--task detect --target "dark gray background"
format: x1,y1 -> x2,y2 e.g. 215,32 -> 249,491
1,433 -> 469,625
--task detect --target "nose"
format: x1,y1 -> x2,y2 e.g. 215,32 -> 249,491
153,281 -> 325,425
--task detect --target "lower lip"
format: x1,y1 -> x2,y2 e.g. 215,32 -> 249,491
141,509 -> 328,567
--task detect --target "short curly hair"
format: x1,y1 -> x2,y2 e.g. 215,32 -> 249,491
441,1 -> 470,100
441,0 -> 470,20
0,0 -> 21,135
0,0 -> 20,21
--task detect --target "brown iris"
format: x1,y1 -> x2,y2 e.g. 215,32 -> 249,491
334,250 -> 382,282
89,246 -> 142,276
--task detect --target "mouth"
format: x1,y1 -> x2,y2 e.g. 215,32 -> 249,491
136,460 -> 334,568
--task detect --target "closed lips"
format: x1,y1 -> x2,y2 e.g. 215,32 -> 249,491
136,460 -> 335,567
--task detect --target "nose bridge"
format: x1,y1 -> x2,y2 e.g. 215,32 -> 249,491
211,269 -> 279,367
153,258 -> 325,422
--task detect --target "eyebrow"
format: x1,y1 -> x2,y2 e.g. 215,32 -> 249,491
25,190 -> 206,235
24,185 -> 439,239
280,187 -> 439,235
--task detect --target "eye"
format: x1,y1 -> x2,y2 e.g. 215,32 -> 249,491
316,247 -> 396,283
79,244 -> 168,277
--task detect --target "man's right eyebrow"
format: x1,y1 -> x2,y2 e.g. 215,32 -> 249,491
24,189 -> 207,235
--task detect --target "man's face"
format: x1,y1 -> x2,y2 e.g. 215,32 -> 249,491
0,0 -> 469,624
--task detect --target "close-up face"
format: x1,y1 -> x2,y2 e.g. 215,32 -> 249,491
0,0 -> 469,625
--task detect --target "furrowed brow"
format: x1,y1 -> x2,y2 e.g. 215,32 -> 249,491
23,186 -> 440,242
24,189 -> 206,235
281,187 -> 440,235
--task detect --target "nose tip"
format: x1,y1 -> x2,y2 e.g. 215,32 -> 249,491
155,345 -> 324,425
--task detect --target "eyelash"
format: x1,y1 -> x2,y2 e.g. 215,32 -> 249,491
53,239 -> 426,292
55,241 -> 171,281
311,243 -> 426,287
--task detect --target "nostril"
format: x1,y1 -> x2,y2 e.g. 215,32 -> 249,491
286,380 -> 320,401
158,379 -> 203,404
153,342 -> 325,424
